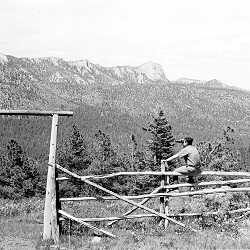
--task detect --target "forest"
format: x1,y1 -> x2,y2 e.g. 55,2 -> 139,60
0,108 -> 249,200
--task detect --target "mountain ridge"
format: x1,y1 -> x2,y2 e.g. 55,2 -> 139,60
0,53 -> 241,90
1,53 -> 250,146
171,77 -> 236,90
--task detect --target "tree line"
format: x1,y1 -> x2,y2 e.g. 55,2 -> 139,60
0,110 -> 249,199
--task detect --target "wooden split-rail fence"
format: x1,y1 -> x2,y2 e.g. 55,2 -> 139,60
1,110 -> 250,245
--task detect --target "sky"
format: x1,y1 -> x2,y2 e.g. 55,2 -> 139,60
1,0 -> 250,90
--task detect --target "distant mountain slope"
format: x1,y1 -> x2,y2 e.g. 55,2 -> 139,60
0,54 -> 170,108
172,78 -> 206,85
172,78 -> 235,89
1,53 -> 250,146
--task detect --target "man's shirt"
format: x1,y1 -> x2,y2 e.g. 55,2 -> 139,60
177,145 -> 201,167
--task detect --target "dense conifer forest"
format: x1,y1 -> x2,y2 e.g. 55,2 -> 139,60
1,108 -> 249,199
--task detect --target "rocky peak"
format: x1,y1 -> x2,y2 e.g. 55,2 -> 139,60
204,79 -> 227,88
69,59 -> 94,69
137,61 -> 168,81
45,57 -> 64,66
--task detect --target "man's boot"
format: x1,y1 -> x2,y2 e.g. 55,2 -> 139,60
187,176 -> 195,184
169,176 -> 179,192
187,176 -> 195,191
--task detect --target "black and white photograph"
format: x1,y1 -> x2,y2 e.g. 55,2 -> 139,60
1,0 -> 250,249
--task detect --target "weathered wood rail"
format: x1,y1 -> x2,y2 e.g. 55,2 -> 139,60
53,162 -> 250,239
0,110 -> 73,116
56,171 -> 250,180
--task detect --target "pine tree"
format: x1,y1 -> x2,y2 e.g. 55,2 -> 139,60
0,139 -> 41,199
58,125 -> 91,172
57,125 -> 91,197
145,110 -> 175,166
93,130 -> 115,163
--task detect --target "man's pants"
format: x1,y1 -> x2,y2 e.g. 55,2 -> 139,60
173,165 -> 202,183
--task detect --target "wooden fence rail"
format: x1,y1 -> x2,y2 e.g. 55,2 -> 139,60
58,210 -> 116,238
60,207 -> 250,223
59,178 -> 250,202
56,171 -> 250,181
55,163 -> 196,232
49,162 -> 250,240
58,187 -> 250,201
0,110 -> 73,116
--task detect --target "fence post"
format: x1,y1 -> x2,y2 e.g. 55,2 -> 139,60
159,160 -> 166,227
164,162 -> 170,228
159,161 -> 170,228
43,114 -> 59,244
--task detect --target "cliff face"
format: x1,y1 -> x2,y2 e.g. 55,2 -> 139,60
0,54 -> 171,109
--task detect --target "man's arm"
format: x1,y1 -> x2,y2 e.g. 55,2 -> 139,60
162,153 -> 179,163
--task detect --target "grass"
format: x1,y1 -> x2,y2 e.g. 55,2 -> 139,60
1,194 -> 250,250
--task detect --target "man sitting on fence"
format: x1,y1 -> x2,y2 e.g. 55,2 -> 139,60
164,136 -> 202,186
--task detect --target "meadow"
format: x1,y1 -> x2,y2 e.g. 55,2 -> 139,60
1,191 -> 250,250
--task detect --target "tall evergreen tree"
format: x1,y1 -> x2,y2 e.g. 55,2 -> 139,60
57,125 -> 91,197
58,124 -> 91,172
130,134 -> 137,170
93,130 -> 115,163
145,110 -> 175,166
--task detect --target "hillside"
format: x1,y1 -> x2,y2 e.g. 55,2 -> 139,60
1,53 -> 250,158
172,77 -> 235,89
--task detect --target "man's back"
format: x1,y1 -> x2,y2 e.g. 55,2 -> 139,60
177,145 -> 201,167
